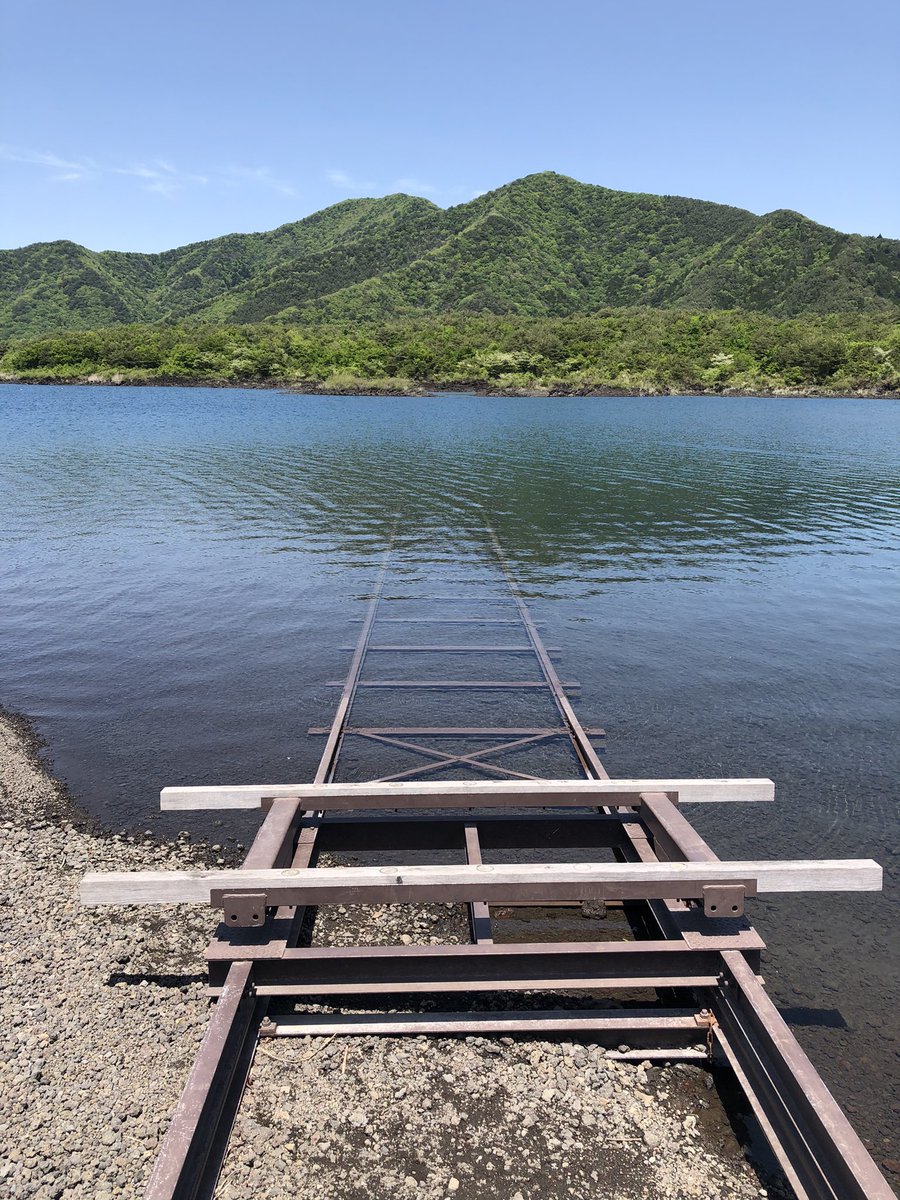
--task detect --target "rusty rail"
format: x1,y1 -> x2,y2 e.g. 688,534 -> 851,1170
143,549 -> 392,1199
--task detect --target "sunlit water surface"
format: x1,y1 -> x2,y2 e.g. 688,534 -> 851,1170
1,385 -> 898,1165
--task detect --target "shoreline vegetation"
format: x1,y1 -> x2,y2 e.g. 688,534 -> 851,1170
1,311 -> 898,398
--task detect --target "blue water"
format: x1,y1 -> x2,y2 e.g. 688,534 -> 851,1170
1,384 -> 898,1164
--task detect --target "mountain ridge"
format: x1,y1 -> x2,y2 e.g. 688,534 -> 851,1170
2,172 -> 898,336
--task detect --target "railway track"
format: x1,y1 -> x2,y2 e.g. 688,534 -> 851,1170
80,534 -> 894,1200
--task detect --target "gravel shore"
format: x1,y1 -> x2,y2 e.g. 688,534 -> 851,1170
0,711 -> 222,1199
0,709 -> 789,1199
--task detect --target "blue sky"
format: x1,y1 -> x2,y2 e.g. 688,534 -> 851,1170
2,0 -> 898,252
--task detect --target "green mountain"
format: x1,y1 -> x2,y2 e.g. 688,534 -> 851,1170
2,172 -> 898,336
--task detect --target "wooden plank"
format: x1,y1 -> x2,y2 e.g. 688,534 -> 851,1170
607,1048 -> 708,1061
80,858 -> 882,907
262,1008 -> 703,1037
160,776 -> 775,811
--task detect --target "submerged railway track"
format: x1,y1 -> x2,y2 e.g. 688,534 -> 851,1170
79,534 -> 894,1200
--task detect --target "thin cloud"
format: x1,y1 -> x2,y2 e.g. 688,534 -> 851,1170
326,170 -> 481,204
328,168 -> 436,197
1,145 -> 293,199
392,176 -> 437,196
326,168 -> 376,192
111,161 -> 208,187
112,164 -> 158,179
145,179 -> 182,198
0,147 -> 92,174
225,165 -> 296,196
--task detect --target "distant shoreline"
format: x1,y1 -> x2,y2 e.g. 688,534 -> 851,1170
2,374 -> 898,400
4,311 -> 897,400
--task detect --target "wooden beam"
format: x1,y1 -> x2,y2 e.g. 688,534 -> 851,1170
160,776 -> 776,811
261,1008 -> 703,1038
80,858 -> 882,907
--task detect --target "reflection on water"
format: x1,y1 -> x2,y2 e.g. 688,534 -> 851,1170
1,384 -> 898,1168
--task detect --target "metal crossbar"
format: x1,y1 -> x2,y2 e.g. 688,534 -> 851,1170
355,729 -> 551,782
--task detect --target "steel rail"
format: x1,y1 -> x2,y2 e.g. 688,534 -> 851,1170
631,789 -> 896,1198
484,525 -> 608,780
482,528 -> 894,1199
712,951 -> 896,1200
144,549 -> 393,1200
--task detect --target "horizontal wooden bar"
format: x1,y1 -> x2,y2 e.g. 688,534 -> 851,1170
262,1007 -> 705,1038
80,858 -> 881,908
608,1048 -> 708,1062
160,777 -> 773,811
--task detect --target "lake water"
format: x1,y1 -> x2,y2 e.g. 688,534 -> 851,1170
1,384 -> 898,1171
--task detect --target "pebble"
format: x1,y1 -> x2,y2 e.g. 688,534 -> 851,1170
0,713 -> 224,1199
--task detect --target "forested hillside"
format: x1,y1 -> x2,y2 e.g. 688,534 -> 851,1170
2,174 -> 898,336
